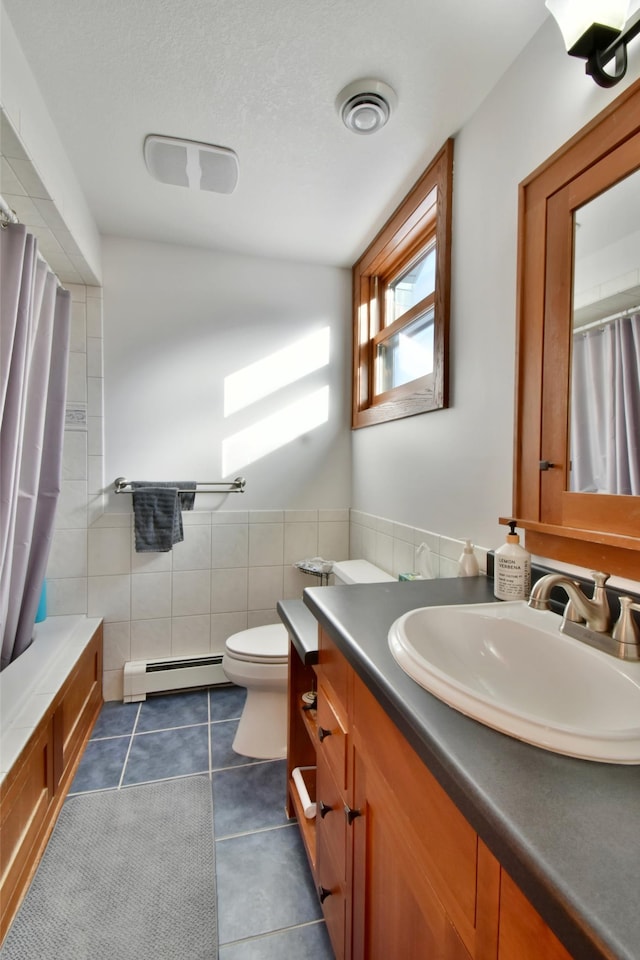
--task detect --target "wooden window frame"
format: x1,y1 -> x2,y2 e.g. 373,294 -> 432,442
352,139 -> 453,429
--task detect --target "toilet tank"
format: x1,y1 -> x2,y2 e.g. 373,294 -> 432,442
332,560 -> 395,585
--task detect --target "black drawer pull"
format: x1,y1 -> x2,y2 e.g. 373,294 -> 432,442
345,805 -> 361,825
319,801 -> 332,818
318,885 -> 332,903
318,726 -> 332,742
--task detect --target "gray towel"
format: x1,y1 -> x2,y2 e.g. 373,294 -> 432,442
131,481 -> 196,552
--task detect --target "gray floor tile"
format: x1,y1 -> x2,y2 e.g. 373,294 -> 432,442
212,760 -> 289,837
209,685 -> 246,722
219,921 -> 334,959
136,689 -> 209,732
122,725 -> 210,784
90,701 -> 139,739
211,719 -> 262,770
69,736 -> 130,793
216,824 -> 322,944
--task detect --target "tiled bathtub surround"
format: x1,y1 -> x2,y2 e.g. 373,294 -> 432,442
349,510 -> 489,581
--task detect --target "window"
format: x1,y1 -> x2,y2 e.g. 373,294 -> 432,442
352,140 -> 453,428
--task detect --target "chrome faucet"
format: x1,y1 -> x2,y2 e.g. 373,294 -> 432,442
528,571 -> 640,661
528,571 -> 611,632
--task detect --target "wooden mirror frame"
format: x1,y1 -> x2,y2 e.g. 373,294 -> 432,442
510,77 -> 640,579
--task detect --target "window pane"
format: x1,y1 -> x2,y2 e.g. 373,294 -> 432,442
386,246 -> 436,323
375,308 -> 434,394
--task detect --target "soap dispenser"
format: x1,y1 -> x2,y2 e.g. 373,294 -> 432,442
457,541 -> 479,577
494,522 -> 531,601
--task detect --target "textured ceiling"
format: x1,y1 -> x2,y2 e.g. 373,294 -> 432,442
3,0 -> 548,268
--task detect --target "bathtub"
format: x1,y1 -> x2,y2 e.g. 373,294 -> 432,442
0,615 -> 102,782
0,615 -> 103,941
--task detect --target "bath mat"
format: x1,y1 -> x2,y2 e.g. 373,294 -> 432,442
1,776 -> 217,959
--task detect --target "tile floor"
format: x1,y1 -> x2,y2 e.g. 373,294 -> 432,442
68,686 -> 334,959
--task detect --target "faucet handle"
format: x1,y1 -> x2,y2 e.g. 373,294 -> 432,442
612,597 -> 640,659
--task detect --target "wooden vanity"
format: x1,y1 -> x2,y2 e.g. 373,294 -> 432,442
288,625 -> 572,960
281,580 -> 640,960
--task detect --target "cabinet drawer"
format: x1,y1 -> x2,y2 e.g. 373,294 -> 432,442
316,751 -> 347,882
316,683 -> 347,791
317,628 -> 349,711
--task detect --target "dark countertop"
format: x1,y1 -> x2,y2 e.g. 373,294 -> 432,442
277,598 -> 319,665
298,577 -> 640,960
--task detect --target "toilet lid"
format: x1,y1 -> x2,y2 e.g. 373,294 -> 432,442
225,623 -> 289,663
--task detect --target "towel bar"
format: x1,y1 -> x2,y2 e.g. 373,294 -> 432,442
114,476 -> 246,494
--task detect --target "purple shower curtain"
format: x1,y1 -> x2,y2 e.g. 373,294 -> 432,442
0,222 -> 71,669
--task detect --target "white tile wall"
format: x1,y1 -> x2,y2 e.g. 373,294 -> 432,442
348,511 -> 488,581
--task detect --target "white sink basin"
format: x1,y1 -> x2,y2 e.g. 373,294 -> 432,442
388,601 -> 640,763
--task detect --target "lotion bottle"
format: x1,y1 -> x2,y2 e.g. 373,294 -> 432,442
494,522 -> 531,601
457,541 -> 479,577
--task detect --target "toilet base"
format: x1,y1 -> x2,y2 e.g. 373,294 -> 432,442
231,688 -> 287,760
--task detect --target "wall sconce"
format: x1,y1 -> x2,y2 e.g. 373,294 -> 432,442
546,0 -> 640,87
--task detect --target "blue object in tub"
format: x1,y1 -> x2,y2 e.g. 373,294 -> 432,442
35,581 -> 47,623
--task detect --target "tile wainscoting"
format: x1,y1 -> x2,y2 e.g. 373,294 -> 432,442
349,510 -> 488,581
49,506 -> 350,701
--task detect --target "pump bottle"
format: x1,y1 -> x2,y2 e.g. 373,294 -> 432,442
494,522 -> 531,601
457,541 -> 479,577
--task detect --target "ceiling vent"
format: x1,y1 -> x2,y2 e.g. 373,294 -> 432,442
143,135 -> 239,194
336,79 -> 397,135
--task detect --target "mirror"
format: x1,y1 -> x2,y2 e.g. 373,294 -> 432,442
570,171 -> 640,496
512,76 -> 640,579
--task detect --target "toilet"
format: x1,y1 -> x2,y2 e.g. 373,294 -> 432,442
221,559 -> 395,760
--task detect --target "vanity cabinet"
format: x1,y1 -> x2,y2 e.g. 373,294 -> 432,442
288,627 -> 584,960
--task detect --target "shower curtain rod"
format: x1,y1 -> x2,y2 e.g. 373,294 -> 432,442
0,194 -> 19,225
114,476 -> 247,495
0,192 -> 65,289
574,303 -> 640,335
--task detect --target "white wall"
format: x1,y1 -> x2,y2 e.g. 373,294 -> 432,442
0,2 -> 101,282
102,237 -> 352,511
351,16 -> 640,574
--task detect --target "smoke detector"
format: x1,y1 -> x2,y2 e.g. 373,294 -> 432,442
336,79 -> 397,135
143,135 -> 239,194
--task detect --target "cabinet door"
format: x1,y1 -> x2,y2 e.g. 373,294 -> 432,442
498,871 -> 573,960
351,750 -> 471,960
352,672 -> 477,948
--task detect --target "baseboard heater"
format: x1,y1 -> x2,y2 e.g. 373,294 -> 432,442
123,653 -> 229,702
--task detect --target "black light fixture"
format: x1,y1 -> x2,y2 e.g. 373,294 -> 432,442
546,0 -> 640,87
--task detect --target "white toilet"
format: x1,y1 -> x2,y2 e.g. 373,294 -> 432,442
221,559 -> 395,760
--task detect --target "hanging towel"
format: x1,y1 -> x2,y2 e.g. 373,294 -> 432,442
131,481 -> 197,552
131,484 -> 180,552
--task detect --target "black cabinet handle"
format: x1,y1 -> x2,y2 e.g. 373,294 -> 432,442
318,885 -> 332,903
319,801 -> 332,818
344,805 -> 361,825
318,727 -> 332,742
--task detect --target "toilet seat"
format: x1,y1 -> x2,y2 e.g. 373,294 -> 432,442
225,623 -> 288,664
